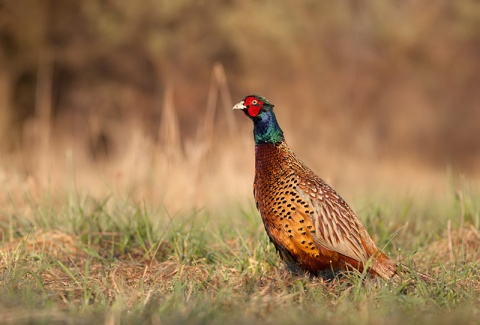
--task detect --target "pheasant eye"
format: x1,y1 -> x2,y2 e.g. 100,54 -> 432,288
251,99 -> 258,105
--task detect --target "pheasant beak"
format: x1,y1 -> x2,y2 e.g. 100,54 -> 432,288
232,101 -> 247,110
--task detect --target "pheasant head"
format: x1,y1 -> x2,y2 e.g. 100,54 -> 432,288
233,95 -> 284,145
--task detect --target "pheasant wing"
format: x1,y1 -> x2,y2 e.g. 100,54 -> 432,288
296,176 -> 374,263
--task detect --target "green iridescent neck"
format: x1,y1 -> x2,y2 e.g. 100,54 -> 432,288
253,110 -> 284,145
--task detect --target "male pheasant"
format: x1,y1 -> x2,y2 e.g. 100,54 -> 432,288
234,94 -> 421,280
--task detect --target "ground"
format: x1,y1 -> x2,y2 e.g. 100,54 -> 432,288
0,185 -> 479,325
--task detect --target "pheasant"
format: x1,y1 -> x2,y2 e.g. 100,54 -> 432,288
233,94 -> 427,280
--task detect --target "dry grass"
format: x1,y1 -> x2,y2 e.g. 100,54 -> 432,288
0,181 -> 479,324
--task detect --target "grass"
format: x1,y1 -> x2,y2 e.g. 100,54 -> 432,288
0,186 -> 479,325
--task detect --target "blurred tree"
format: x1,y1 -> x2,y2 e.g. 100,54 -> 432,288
0,0 -> 478,168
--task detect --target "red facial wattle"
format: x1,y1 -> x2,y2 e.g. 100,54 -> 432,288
245,97 -> 262,117
247,106 -> 261,117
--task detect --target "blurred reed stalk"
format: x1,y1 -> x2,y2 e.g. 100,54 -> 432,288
214,63 -> 237,136
34,53 -> 53,186
197,62 -> 237,154
0,54 -> 11,152
193,63 -> 235,204
158,83 -> 181,160
153,63 -> 236,206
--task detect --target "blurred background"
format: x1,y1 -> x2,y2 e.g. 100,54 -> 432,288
0,0 -> 479,212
